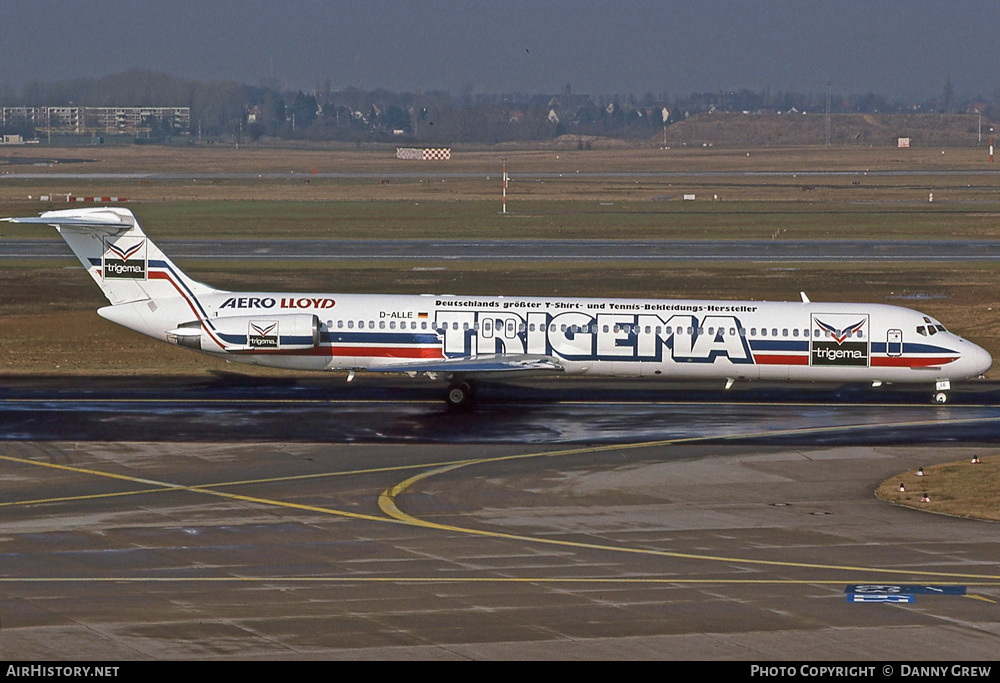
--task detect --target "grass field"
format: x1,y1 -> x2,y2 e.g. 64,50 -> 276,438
2,143 -> 1000,376
876,456 -> 1000,521
3,142 -> 996,174
6,199 -> 1000,241
3,143 -> 1000,204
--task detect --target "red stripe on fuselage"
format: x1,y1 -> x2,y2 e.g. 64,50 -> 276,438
328,346 -> 443,358
752,354 -> 809,365
149,271 -> 197,317
148,270 -> 226,348
752,353 -> 958,368
872,356 -> 958,368
230,345 -> 444,358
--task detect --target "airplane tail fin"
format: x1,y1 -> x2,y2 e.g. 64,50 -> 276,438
3,207 -> 219,305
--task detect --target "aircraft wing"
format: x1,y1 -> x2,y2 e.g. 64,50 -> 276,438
368,354 -> 564,377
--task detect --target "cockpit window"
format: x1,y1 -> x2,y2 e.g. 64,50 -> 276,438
918,317 -> 947,336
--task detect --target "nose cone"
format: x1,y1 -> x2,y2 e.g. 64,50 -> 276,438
964,340 -> 992,378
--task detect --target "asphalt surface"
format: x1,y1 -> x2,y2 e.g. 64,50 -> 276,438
2,376 -> 1000,660
3,375 -> 1000,443
4,238 -> 1000,262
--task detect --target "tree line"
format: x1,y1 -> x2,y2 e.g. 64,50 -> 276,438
2,69 -> 995,144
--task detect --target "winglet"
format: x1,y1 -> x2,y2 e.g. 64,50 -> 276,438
800,291 -> 811,303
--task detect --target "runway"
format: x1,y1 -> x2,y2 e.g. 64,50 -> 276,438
2,377 -> 1000,660
6,168 -> 1000,179
4,237 -> 1000,262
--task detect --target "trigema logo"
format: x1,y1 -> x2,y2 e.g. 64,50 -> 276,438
248,321 -> 279,348
810,314 -> 869,367
102,237 -> 147,280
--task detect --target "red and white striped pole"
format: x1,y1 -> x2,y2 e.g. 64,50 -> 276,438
502,158 -> 507,214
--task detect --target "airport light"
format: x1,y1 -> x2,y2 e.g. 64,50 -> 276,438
502,158 -> 508,214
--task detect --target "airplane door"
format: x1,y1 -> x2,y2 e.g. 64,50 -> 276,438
887,329 -> 902,357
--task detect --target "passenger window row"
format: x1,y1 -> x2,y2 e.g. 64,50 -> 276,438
322,319 -> 865,340
330,320 -> 431,330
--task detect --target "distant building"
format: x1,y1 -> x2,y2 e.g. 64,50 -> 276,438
0,106 -> 190,135
1,134 -> 39,145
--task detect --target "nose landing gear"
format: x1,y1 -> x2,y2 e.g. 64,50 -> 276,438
933,380 -> 951,404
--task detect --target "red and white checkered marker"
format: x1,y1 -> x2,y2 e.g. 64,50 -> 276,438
396,147 -> 450,160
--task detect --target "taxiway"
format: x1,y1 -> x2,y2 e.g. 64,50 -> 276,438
2,377 -> 999,660
3,238 -> 1000,262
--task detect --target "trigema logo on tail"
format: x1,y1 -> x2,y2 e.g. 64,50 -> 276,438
810,314 -> 869,367
102,237 -> 147,280
248,321 -> 279,348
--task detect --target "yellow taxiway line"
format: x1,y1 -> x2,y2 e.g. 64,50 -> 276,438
3,414 -> 1000,586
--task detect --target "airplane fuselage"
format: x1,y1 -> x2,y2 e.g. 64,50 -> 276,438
104,284 -> 991,384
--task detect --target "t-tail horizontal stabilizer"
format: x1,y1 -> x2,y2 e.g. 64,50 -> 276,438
3,210 -> 134,233
4,207 -> 219,306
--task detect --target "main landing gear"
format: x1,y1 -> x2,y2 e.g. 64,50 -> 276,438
446,380 -> 476,409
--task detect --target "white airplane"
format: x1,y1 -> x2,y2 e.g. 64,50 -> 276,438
4,207 -> 992,406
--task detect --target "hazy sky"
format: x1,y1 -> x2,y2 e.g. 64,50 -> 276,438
2,0 -> 997,101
